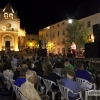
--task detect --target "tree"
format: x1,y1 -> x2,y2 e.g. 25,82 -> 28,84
65,19 -> 89,47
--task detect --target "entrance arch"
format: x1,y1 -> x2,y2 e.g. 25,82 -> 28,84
2,34 -> 14,50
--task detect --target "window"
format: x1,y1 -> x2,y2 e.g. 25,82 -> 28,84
87,21 -> 91,27
57,24 -> 59,27
63,29 -> 65,35
62,48 -> 65,55
2,26 -> 6,31
9,13 -> 13,19
58,31 -> 60,36
4,13 -> 8,19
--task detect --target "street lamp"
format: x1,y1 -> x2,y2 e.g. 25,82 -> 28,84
68,19 -> 73,24
68,19 -> 75,42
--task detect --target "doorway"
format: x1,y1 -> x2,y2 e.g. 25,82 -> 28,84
5,41 -> 10,47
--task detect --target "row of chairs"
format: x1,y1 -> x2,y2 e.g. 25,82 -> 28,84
37,76 -> 97,100
37,76 -> 83,100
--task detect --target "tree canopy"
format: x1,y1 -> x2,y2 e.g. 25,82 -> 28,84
65,19 -> 89,47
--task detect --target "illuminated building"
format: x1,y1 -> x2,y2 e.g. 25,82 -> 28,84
0,3 -> 38,52
39,13 -> 100,55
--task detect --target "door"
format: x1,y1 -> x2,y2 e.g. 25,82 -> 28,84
5,41 -> 10,47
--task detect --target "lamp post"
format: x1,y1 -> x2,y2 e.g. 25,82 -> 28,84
68,19 -> 75,42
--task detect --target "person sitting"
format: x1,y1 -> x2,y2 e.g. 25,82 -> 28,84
13,64 -> 29,80
3,62 -> 14,90
62,61 -> 74,77
60,69 -> 81,100
75,63 -> 93,90
86,61 -> 94,74
14,67 -> 28,87
13,65 -> 21,80
34,62 -> 43,77
53,59 -> 63,75
19,70 -> 41,100
75,63 -> 91,82
42,62 -> 61,90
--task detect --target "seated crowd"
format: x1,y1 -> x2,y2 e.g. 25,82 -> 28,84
0,54 -> 99,100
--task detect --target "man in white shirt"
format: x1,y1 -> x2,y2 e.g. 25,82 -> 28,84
71,42 -> 76,57
19,70 -> 41,100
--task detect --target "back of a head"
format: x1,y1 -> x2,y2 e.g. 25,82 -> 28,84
26,70 -> 37,84
67,69 -> 75,79
76,63 -> 84,70
64,61 -> 70,67
21,64 -> 28,69
20,68 -> 29,76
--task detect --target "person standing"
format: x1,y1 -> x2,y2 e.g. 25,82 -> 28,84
71,42 -> 76,57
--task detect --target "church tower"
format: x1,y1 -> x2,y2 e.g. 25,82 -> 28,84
0,2 -> 25,51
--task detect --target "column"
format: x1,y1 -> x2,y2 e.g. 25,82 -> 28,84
14,36 -> 19,51
0,37 -> 2,51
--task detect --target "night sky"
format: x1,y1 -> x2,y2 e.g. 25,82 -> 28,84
0,0 -> 100,34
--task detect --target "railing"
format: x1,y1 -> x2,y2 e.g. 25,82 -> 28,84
39,57 -> 100,71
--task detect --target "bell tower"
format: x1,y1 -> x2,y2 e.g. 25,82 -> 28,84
0,2 -> 20,51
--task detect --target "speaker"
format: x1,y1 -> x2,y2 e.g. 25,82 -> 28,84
41,49 -> 47,57
38,49 -> 47,57
85,43 -> 99,51
85,50 -> 100,58
93,24 -> 100,42
85,43 -> 100,58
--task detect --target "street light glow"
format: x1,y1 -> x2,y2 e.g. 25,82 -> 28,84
68,19 -> 73,24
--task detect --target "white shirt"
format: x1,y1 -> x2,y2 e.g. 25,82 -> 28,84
3,69 -> 14,90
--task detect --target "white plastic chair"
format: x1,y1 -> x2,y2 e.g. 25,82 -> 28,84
37,76 -> 43,90
76,77 -> 96,100
13,85 -> 21,100
0,72 -> 7,89
58,84 -> 83,100
43,79 -> 58,100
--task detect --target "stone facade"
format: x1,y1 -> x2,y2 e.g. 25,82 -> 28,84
0,3 -> 38,52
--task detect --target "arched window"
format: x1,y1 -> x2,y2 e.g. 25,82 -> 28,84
4,13 -> 8,19
9,13 -> 13,19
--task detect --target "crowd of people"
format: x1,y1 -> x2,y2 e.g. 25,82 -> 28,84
0,54 -> 100,100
